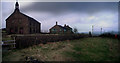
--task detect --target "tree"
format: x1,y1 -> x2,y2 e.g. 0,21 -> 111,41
73,28 -> 78,34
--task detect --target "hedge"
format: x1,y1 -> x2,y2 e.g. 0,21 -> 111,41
15,34 -> 88,48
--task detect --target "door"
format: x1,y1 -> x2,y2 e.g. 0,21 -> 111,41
19,27 -> 23,34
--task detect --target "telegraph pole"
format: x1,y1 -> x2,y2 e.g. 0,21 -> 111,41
118,1 -> 120,36
101,28 -> 102,34
92,25 -> 94,35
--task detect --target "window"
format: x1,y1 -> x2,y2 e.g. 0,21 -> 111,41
33,28 -> 35,33
52,29 -> 56,31
30,28 -> 32,33
64,29 -> 66,32
60,29 -> 62,31
19,20 -> 22,24
33,22 -> 35,26
15,27 -> 18,32
56,29 -> 57,31
52,29 -> 54,31
11,20 -> 14,24
30,22 -> 31,25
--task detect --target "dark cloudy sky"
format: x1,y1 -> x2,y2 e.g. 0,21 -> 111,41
2,0 -> 119,33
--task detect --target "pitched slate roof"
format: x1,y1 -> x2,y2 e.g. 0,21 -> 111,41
50,24 -> 72,30
64,25 -> 72,30
6,9 -> 40,24
57,25 -> 66,29
20,12 -> 40,23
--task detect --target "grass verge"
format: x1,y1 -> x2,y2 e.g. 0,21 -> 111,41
2,37 -> 119,61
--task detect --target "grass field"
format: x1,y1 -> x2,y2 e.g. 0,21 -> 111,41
2,37 -> 119,61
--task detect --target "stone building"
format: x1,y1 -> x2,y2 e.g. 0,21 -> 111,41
6,2 -> 41,34
49,22 -> 73,34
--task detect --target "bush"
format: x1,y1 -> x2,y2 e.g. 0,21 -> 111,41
99,33 -> 118,39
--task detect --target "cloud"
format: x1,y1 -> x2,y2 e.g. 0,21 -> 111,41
21,2 -> 118,14
2,2 -> 118,33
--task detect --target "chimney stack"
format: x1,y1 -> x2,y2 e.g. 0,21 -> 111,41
64,24 -> 66,27
56,21 -> 58,25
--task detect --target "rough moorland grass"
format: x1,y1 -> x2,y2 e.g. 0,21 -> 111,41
2,37 -> 119,61
63,37 -> 119,61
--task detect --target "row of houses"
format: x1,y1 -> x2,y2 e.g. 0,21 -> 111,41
6,2 -> 73,34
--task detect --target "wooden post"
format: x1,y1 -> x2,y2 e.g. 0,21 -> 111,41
13,37 -> 16,48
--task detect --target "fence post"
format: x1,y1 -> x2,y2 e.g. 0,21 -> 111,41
13,37 -> 15,48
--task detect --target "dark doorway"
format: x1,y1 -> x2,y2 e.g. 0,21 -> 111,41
19,27 -> 23,34
10,28 -> 14,34
15,27 -> 18,33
